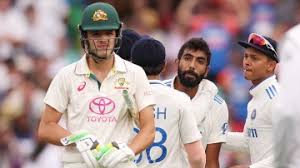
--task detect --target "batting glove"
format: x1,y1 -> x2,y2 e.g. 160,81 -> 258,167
97,141 -> 135,168
60,131 -> 101,168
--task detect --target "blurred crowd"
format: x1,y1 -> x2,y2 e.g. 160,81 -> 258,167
0,0 -> 299,167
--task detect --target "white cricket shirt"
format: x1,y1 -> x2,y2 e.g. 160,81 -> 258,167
226,75 -> 279,168
164,78 -> 228,149
136,80 -> 201,168
274,24 -> 300,168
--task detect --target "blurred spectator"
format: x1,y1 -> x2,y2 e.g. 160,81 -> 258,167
0,0 -> 28,60
163,0 -> 198,79
190,0 -> 248,81
247,0 -> 277,36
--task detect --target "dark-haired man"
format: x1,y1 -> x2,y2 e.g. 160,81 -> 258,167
225,33 -> 279,168
165,38 -> 229,168
132,37 -> 206,168
38,2 -> 155,168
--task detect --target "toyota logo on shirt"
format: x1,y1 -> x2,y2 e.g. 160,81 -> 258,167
89,97 -> 115,115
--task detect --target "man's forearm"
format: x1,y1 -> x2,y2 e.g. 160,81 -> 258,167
128,125 -> 155,154
185,141 -> 206,168
38,121 -> 71,146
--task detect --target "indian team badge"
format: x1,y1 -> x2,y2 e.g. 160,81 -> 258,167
222,123 -> 228,134
251,109 -> 256,120
92,10 -> 108,21
114,77 -> 129,89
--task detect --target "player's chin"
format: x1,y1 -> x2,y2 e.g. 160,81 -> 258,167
243,72 -> 253,80
97,50 -> 112,58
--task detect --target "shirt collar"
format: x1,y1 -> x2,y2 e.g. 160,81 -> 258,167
74,54 -> 90,76
149,80 -> 165,86
74,53 -> 127,76
114,53 -> 127,73
169,76 -> 176,88
249,75 -> 277,96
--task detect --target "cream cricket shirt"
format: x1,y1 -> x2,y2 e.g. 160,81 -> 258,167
164,78 -> 229,149
44,54 -> 155,164
274,24 -> 300,168
136,80 -> 201,168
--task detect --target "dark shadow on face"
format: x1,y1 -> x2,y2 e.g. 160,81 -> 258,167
178,68 -> 205,88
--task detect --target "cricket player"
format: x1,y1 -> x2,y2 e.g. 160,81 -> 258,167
131,37 -> 206,168
224,33 -> 279,168
274,24 -> 300,168
164,38 -> 229,168
38,2 -> 155,168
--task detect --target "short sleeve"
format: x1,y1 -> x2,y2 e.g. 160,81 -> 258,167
179,95 -> 202,144
134,67 -> 155,111
44,69 -> 69,113
207,98 -> 229,144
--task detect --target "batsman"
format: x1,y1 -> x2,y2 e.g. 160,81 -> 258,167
38,2 -> 155,168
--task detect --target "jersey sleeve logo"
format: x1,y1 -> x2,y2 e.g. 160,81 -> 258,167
221,123 -> 228,134
251,109 -> 256,120
265,84 -> 278,99
213,94 -> 224,104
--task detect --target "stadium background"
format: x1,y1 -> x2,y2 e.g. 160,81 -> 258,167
0,0 -> 299,167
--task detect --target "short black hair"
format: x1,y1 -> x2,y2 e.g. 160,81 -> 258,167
177,38 -> 211,65
141,62 -> 165,76
117,29 -> 141,61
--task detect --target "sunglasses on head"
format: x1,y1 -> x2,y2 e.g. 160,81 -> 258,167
248,33 -> 277,56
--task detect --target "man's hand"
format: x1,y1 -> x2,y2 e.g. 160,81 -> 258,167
97,141 -> 135,168
60,131 -> 101,168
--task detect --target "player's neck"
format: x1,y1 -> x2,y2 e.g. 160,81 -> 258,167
251,73 -> 275,87
87,55 -> 114,81
147,75 -> 160,80
174,76 -> 198,99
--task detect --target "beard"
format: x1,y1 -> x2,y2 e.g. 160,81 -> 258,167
177,69 -> 205,88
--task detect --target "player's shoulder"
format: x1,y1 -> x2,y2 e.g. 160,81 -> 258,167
200,79 -> 226,105
263,79 -> 280,101
286,24 -> 300,38
154,82 -> 190,101
201,79 -> 219,96
53,60 -> 78,78
172,88 -> 191,101
151,83 -> 192,114
117,55 -> 144,72
213,94 -> 226,105
170,89 -> 192,110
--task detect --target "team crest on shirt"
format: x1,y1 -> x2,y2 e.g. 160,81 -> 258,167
222,123 -> 228,134
251,109 -> 256,120
114,77 -> 129,89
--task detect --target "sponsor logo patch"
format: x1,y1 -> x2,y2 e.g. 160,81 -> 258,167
89,97 -> 115,115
